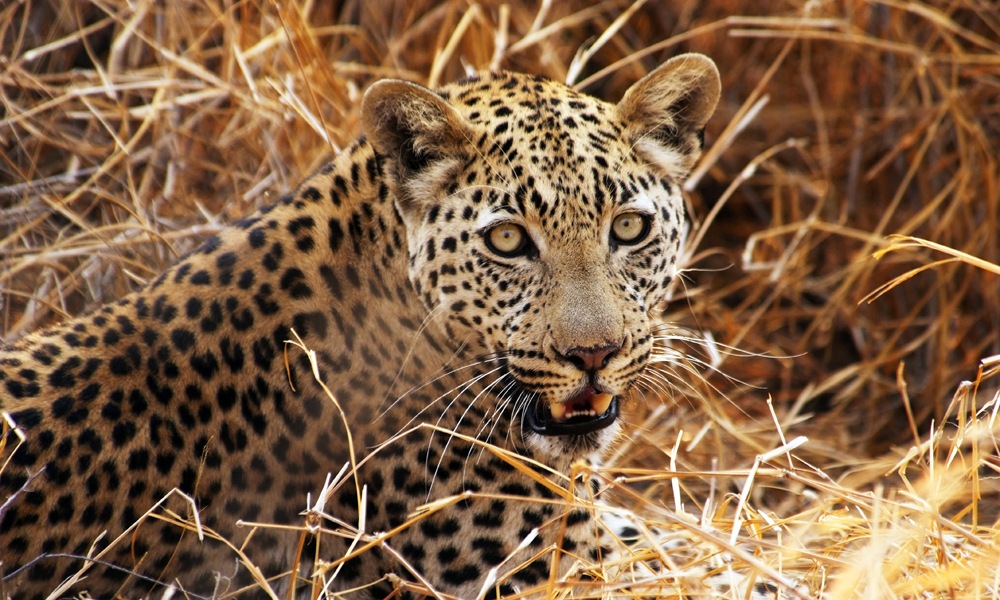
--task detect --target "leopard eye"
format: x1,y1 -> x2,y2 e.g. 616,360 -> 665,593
485,223 -> 528,257
611,212 -> 650,245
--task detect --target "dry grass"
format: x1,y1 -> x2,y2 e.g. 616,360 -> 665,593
2,0 -> 1000,598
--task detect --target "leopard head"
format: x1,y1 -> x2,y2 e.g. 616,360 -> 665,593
362,56 -> 720,460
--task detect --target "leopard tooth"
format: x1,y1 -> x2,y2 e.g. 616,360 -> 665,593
591,393 -> 613,415
549,401 -> 567,420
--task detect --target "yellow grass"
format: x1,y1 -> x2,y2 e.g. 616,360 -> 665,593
2,0 -> 999,597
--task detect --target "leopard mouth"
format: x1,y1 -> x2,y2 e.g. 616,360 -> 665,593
526,387 -> 620,436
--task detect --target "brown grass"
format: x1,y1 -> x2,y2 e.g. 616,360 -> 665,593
2,0 -> 1000,598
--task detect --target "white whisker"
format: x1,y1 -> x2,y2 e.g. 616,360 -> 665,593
426,366 -> 511,497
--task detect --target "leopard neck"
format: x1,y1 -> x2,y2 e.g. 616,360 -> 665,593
216,140 -> 478,415
49,139 -> 474,431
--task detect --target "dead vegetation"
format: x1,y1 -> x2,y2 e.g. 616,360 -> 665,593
2,0 -> 1000,598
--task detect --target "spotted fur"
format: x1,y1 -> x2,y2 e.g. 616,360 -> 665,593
0,55 -> 720,599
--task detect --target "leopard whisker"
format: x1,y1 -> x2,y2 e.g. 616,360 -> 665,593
458,372 -> 518,473
375,353 -> 507,422
427,367 -> 512,497
377,301 -> 451,411
477,375 -> 525,457
382,363 -> 506,465
471,373 -> 518,445
468,382 -> 530,470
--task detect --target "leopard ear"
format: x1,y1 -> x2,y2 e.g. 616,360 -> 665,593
616,53 -> 721,179
361,80 -> 472,204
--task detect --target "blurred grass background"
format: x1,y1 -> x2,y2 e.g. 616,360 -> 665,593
2,0 -> 1000,597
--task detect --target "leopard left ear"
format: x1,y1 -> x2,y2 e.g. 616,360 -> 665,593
361,79 -> 472,208
616,53 -> 721,179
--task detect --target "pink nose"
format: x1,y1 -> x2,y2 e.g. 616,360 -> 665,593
562,342 -> 621,372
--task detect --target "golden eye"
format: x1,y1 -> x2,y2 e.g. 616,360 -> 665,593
611,212 -> 649,244
486,223 -> 528,256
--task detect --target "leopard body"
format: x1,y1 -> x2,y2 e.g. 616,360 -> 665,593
0,56 -> 720,599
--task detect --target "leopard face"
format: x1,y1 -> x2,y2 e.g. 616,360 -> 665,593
0,55 -> 719,599
364,55 -> 719,459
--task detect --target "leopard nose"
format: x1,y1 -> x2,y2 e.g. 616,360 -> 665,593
562,342 -> 621,372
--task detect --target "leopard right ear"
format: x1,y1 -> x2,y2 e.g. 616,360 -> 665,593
616,54 -> 721,180
361,80 -> 472,205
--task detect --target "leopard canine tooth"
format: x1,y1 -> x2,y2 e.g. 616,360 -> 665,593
549,402 -> 567,420
591,393 -> 613,415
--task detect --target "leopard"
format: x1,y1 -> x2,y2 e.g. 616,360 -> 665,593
0,54 -> 720,600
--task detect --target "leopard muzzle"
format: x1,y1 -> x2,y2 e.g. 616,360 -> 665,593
526,387 -> 619,436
